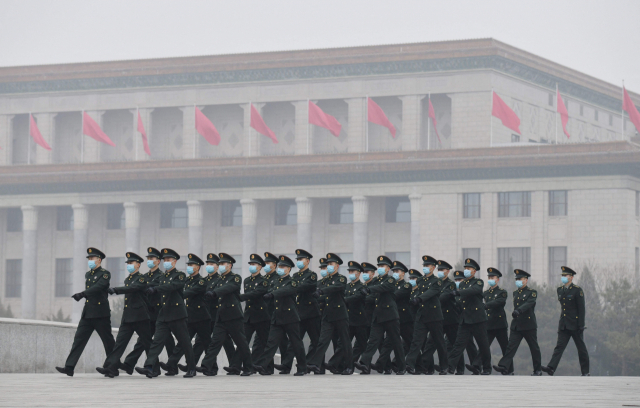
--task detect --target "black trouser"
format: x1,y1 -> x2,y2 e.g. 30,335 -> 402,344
472,327 -> 512,373
308,318 -> 352,369
166,320 -> 212,369
378,321 -> 413,370
448,321 -> 491,371
280,316 -> 320,370
202,318 -> 252,372
64,317 -> 115,369
104,320 -> 151,370
498,328 -> 542,372
329,325 -> 368,370
360,319 -> 405,370
193,321 -> 235,370
256,322 -> 307,373
229,320 -> 271,369
405,319 -> 447,370
125,319 -> 174,371
352,323 -> 372,362
548,328 -> 589,374
422,323 -> 476,373
143,318 -> 195,371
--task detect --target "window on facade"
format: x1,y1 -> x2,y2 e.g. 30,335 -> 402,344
498,192 -> 531,217
275,199 -> 297,226
160,202 -> 188,229
107,257 -> 126,284
498,247 -> 531,275
221,201 -> 242,227
385,252 -> 411,268
385,197 -> 411,223
511,134 -> 520,143
56,206 -> 74,231
548,246 -> 567,283
549,190 -> 568,217
329,198 -> 353,224
106,204 -> 125,230
463,193 -> 481,219
6,208 -> 22,232
55,258 -> 73,297
5,259 -> 22,298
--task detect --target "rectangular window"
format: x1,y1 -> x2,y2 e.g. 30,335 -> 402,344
6,208 -> 22,232
385,197 -> 411,223
55,258 -> 73,297
5,259 -> 22,298
498,247 -> 531,275
274,199 -> 297,226
511,134 -> 520,143
498,192 -> 531,218
385,251 -> 411,268
106,204 -> 125,230
462,248 -> 481,268
463,193 -> 481,219
329,198 -> 353,224
548,247 -> 567,283
107,257 -> 126,284
221,201 -> 242,227
160,202 -> 188,229
56,206 -> 74,231
549,190 -> 568,217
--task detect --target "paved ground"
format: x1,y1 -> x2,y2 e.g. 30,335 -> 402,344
0,374 -> 638,407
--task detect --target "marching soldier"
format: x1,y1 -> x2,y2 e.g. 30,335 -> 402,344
56,247 -> 115,376
359,261 -> 384,371
98,252 -> 152,378
542,266 -> 589,376
493,269 -> 542,376
260,251 -> 288,375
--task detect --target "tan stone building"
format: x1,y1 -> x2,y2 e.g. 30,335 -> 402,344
0,38 -> 639,322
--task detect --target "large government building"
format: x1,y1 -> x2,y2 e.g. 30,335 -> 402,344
1,38 -> 639,322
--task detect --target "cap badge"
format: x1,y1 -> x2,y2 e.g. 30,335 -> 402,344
297,250 -> 300,254
148,248 -> 152,253
126,253 -> 130,257
251,255 -> 255,259
164,249 -> 168,253
88,249 -> 92,253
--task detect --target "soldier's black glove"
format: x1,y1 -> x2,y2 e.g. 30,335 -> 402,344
146,286 -> 157,296
108,288 -> 116,295
409,298 -> 421,306
71,292 -> 85,302
360,287 -> 370,296
511,309 -> 521,318
578,327 -> 585,334
451,289 -> 460,296
206,291 -> 218,301
263,293 -> 274,301
313,289 -> 323,298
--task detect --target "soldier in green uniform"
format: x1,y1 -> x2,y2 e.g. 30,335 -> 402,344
254,255 -> 307,376
56,248 -> 115,376
446,258 -> 492,375
493,269 -> 542,376
307,254 -> 353,375
260,251 -> 288,375
135,248 -> 196,378
98,252 -> 152,378
277,249 -> 321,374
357,261 -> 382,370
200,253 -> 253,376
354,255 -> 406,375
542,266 -> 589,376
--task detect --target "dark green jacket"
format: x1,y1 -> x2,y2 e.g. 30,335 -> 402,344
156,268 -> 188,323
144,269 -> 163,321
511,286 -> 538,331
203,272 -> 222,321
557,283 -> 585,331
270,275 -> 300,325
319,273 -> 348,322
457,277 -> 487,324
212,272 -> 244,322
363,276 -> 381,324
438,278 -> 460,326
292,269 -> 320,320
81,267 -> 111,319
183,274 -> 210,324
369,275 -> 400,324
416,274 -> 444,323
394,280 -> 414,324
484,286 -> 508,330
239,273 -> 270,324
264,272 -> 280,316
345,280 -> 367,327
113,271 -> 149,324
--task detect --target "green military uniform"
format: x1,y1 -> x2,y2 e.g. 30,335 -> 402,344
57,248 -> 115,376
260,252 -> 288,374
354,262 -> 380,363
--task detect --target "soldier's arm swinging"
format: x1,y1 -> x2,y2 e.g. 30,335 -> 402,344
515,291 -> 537,313
155,274 -> 187,294
213,277 -> 241,297
82,272 -> 110,296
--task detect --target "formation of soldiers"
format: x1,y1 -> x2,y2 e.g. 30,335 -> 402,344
55,247 -> 590,377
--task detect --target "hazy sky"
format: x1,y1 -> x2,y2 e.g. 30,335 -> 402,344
0,0 -> 639,91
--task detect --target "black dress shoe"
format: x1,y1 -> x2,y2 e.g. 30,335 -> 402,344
307,364 -> 322,374
493,365 -> 507,375
447,367 -> 456,375
96,367 -> 114,378
373,363 -> 384,374
481,370 -> 492,375
293,371 -> 306,376
354,362 -> 370,374
278,370 -> 291,375
433,364 -> 441,372
541,366 -> 555,376
396,370 -> 406,375
406,366 -> 416,375
159,362 -> 170,372
119,363 -> 134,375
183,370 -> 197,378
135,366 -> 154,378
582,373 -> 590,376
152,370 -> 160,377
240,370 -> 253,376
425,370 -> 434,375
384,369 -> 392,375
466,364 -> 480,375
342,368 -> 354,375
455,371 -> 464,375
274,364 -> 287,371
55,366 -> 73,376
253,365 -> 268,376
202,370 -> 217,376
438,370 -> 448,375
195,366 -> 205,373
531,370 -> 542,376
178,364 -> 188,373
224,366 -> 241,375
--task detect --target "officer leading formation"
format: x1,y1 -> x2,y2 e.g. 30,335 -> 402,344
55,248 -> 590,377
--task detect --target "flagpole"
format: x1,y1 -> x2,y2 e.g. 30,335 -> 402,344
427,93 -> 431,151
81,110 -> 84,163
365,96 -> 369,152
555,84 -> 558,145
490,89 -> 493,147
193,104 -> 197,159
621,81 -> 625,141
307,99 -> 310,155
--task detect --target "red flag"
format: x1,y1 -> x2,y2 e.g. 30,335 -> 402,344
623,87 -> 640,135
308,101 -> 341,137
136,111 -> 151,156
368,98 -> 396,138
556,90 -> 571,139
428,98 -> 441,144
491,92 -> 521,134
195,107 -> 221,146
250,104 -> 278,143
29,114 -> 52,150
82,112 -> 115,146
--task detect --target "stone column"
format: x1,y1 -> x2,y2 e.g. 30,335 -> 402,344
0,115 -> 12,166
124,202 -> 140,253
187,200 -> 204,257
242,103 -> 264,157
82,111 -> 103,163
296,197 -> 312,251
352,196 -> 369,262
292,101 -> 310,155
346,98 -> 366,153
71,204 -> 89,323
400,95 -> 424,151
241,199 -> 257,278
409,193 -> 422,269
21,205 -> 38,319
181,106 -> 197,159
33,113 -> 56,165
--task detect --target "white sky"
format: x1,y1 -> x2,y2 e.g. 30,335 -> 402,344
0,0 -> 639,91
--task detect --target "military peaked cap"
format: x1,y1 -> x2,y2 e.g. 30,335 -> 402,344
318,258 -> 328,267
361,262 -> 377,272
408,269 -> 423,278
186,253 -> 204,266
161,248 -> 180,260
422,255 -> 437,266
486,267 -> 502,277
453,270 -> 465,279
146,247 -> 161,258
561,266 -> 577,276
249,253 -> 266,267
514,269 -> 531,278
264,252 -> 279,264
437,260 -> 452,270
326,253 -> 344,265
218,253 -> 236,264
86,247 -> 106,259
295,249 -> 313,259
277,255 -> 294,268
125,252 -> 144,263
376,255 -> 393,267
206,253 -> 220,263
464,258 -> 480,270
347,261 -> 363,272
391,260 -> 409,273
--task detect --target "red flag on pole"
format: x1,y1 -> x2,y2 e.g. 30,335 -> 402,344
367,98 -> 396,138
491,92 -> 521,134
195,107 -> 221,146
136,111 -> 151,156
82,112 -> 116,146
623,87 -> 640,135
250,104 -> 278,143
556,90 -> 571,138
29,114 -> 52,150
428,98 -> 441,144
308,101 -> 341,137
